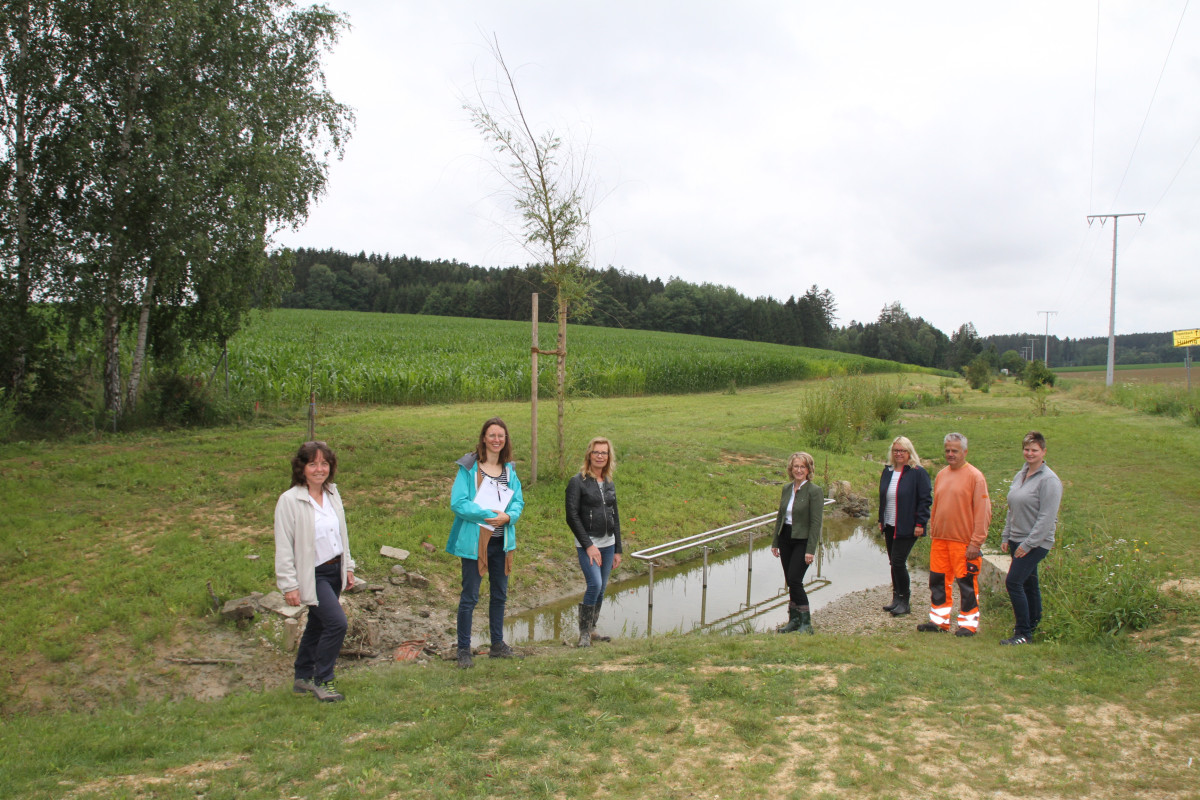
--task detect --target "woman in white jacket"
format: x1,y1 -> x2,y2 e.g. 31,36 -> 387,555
275,441 -> 355,702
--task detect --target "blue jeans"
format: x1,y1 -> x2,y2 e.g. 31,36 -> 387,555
457,536 -> 508,650
295,560 -> 347,684
576,544 -> 615,606
1005,542 -> 1048,638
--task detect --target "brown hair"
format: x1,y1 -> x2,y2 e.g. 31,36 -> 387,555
475,417 -> 513,464
291,441 -> 337,491
1023,431 -> 1047,450
579,436 -> 616,481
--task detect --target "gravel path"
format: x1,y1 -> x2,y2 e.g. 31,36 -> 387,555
812,582 -> 937,636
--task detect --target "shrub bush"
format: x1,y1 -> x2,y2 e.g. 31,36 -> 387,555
1022,359 -> 1055,389
801,377 -> 903,453
963,355 -> 993,391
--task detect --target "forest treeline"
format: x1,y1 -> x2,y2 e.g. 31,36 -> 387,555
283,249 -> 1178,370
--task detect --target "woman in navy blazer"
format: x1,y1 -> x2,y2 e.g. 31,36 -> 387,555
877,436 -> 932,617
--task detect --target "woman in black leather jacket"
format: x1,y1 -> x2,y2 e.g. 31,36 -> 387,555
565,437 -> 623,647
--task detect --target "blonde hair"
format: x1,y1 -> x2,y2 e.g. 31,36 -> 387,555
579,437 -> 615,481
787,451 -> 815,480
886,436 -> 921,467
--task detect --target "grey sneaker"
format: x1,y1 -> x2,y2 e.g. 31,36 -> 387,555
488,641 -> 521,659
312,681 -> 344,702
457,647 -> 474,669
293,677 -> 317,695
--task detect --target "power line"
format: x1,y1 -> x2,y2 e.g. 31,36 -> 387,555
1107,0 -> 1191,209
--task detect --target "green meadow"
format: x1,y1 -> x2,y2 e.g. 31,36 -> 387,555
2,320 -> 1198,798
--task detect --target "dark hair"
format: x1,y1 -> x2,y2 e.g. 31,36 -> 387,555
291,441 -> 337,490
1023,431 -> 1047,450
475,417 -> 512,464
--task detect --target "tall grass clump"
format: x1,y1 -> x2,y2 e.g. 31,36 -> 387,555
801,376 -> 903,453
1038,522 -> 1164,643
1070,381 -> 1200,425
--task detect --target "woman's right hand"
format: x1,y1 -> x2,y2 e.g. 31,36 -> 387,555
284,589 -> 301,606
585,545 -> 601,566
770,547 -> 780,559
1000,540 -> 1009,553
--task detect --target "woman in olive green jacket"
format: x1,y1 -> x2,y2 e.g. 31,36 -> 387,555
770,451 -> 824,634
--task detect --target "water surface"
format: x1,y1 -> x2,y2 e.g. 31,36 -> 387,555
505,517 -> 910,643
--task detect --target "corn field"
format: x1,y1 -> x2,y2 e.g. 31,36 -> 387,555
190,309 -> 915,405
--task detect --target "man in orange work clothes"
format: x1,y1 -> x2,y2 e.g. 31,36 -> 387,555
918,432 -> 992,636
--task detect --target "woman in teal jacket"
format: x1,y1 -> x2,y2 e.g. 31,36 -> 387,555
770,451 -> 824,634
447,417 -> 524,668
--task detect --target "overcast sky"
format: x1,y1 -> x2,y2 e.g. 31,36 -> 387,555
276,1 -> 1200,340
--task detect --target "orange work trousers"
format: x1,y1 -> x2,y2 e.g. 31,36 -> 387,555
927,539 -> 981,633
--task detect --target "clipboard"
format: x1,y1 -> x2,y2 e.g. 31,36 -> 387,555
477,474 -> 514,531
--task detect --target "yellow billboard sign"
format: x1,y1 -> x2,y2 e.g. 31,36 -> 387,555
1174,329 -> 1200,347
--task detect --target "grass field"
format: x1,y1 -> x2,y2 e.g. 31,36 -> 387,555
188,308 -> 934,405
2,374 -> 1198,798
1054,362 -> 1191,382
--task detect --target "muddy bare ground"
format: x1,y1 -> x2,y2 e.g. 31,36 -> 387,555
9,557 -> 592,714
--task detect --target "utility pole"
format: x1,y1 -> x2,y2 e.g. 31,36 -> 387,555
1087,213 -> 1144,386
1037,311 -> 1057,367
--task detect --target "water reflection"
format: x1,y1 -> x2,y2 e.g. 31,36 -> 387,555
505,517 -> 899,643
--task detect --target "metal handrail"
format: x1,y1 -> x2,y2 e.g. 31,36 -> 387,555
627,500 -> 835,632
628,512 -> 776,562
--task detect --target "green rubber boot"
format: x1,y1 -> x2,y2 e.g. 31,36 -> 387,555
777,603 -> 802,633
795,609 -> 814,635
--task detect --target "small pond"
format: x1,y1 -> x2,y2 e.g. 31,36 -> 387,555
504,517 -> 916,643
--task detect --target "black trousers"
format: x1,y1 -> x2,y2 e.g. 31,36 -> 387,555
882,525 -> 918,597
778,530 -> 811,607
294,560 -> 347,684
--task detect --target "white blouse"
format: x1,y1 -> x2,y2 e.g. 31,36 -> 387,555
785,480 -> 807,525
304,491 -> 343,564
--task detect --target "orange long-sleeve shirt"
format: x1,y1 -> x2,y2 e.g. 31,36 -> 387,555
929,462 -> 991,547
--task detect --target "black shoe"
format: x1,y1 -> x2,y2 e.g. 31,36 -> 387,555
916,622 -> 947,633
489,641 -> 522,659
883,593 -> 899,612
954,628 -> 976,637
457,647 -> 474,669
890,595 -> 911,617
1000,635 -> 1030,646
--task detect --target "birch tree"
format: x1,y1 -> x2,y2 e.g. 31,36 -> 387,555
466,38 -> 598,474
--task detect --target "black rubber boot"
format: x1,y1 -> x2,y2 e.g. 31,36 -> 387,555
577,604 -> 595,647
890,595 -> 911,617
883,593 -> 899,612
795,609 -> 814,635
